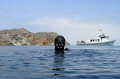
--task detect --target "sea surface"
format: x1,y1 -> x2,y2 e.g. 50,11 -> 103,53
0,45 -> 120,79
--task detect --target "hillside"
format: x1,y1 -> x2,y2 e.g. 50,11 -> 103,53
0,28 -> 70,45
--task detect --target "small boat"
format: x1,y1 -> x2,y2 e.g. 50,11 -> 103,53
77,33 -> 116,46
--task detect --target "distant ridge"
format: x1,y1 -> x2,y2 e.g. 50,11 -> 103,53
0,28 -> 70,45
0,28 -> 29,34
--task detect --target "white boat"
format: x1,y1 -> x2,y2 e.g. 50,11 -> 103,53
77,33 -> 116,46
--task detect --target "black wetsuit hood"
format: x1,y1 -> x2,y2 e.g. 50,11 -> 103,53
54,36 -> 65,51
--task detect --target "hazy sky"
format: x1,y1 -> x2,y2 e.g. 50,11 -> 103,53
0,0 -> 120,45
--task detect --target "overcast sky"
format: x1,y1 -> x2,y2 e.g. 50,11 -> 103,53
0,0 -> 120,45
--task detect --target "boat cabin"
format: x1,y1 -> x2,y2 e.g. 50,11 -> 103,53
99,33 -> 109,39
88,33 -> 109,43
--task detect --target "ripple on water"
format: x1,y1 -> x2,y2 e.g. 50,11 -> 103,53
0,46 -> 120,79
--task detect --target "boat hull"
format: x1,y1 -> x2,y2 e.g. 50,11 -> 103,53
77,40 -> 116,46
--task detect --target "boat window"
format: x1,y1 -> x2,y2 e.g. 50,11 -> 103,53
90,39 -> 96,42
90,40 -> 92,42
101,37 -> 105,38
98,39 -> 100,42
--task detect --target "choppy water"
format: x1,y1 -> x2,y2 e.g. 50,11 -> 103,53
0,45 -> 120,79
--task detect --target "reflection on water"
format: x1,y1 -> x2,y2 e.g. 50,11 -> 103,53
52,52 -> 65,76
0,46 -> 120,79
54,54 -> 64,63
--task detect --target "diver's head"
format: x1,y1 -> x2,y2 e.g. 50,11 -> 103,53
54,36 -> 65,51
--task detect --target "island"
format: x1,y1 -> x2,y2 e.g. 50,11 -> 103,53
0,28 -> 70,46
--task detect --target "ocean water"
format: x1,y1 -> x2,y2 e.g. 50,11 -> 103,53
0,45 -> 120,79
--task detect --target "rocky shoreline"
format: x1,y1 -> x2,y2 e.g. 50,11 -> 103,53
0,28 -> 70,45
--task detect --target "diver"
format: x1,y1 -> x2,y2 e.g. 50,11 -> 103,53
54,35 -> 68,54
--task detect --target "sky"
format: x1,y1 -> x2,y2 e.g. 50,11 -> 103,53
0,0 -> 120,45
